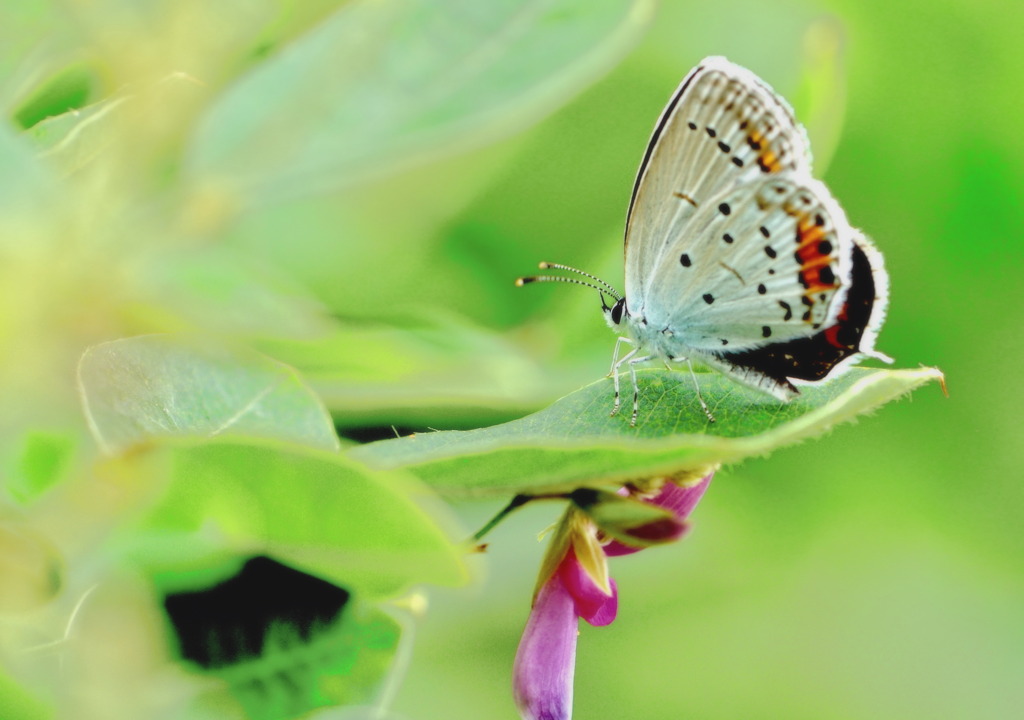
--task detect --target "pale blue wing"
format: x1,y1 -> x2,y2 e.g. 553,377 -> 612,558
636,173 -> 854,351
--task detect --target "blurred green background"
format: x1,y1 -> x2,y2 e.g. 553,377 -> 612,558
1,0 -> 1021,718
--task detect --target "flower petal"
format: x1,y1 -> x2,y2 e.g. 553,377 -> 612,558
603,473 -> 712,556
558,550 -> 617,627
513,573 -> 578,720
569,517 -> 612,596
603,536 -> 666,557
532,508 -> 576,601
651,474 -> 713,520
571,487 -> 683,549
578,578 -> 617,627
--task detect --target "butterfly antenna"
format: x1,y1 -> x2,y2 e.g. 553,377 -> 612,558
515,262 -> 622,302
538,262 -> 622,301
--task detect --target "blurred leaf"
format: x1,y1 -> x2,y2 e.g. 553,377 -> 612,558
0,122 -> 54,217
24,95 -> 130,175
184,0 -> 654,206
6,430 -> 77,503
352,366 -> 945,496
139,246 -> 336,340
120,438 -> 467,599
0,514 -> 63,612
78,335 -> 340,454
13,61 -> 97,129
793,16 -> 848,175
257,312 -> 559,425
0,668 -> 50,720
223,603 -> 399,720
163,556 -> 400,720
0,2 -> 63,94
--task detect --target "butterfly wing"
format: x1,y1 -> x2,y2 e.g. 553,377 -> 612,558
624,56 -> 812,309
641,173 -> 854,351
698,230 -> 890,399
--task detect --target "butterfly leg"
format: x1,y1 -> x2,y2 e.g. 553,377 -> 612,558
626,354 -> 654,426
682,358 -> 716,423
663,357 -> 716,423
609,344 -> 639,417
608,336 -> 634,377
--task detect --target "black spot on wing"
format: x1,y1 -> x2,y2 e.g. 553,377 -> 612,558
716,242 -> 881,383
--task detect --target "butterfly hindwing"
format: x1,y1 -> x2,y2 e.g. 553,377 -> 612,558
700,231 -> 889,398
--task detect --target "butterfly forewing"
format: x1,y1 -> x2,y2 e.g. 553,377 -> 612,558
624,57 -> 812,306
642,174 -> 853,351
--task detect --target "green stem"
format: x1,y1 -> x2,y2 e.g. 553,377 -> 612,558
471,492 -> 569,542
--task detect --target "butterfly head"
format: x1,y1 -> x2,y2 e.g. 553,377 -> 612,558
604,296 -> 627,327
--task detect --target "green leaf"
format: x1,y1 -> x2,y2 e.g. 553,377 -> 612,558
256,312 -> 560,425
123,437 -> 467,599
23,95 -> 131,175
140,246 -> 336,339
12,61 -> 97,130
184,0 -> 654,206
0,122 -> 54,218
351,366 -> 945,496
217,601 -> 401,720
0,668 -> 50,720
78,335 -> 340,454
6,430 -> 77,502
0,514 -> 63,613
793,17 -> 848,175
161,556 -> 402,720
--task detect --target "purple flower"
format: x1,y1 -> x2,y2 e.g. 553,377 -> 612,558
512,473 -> 713,720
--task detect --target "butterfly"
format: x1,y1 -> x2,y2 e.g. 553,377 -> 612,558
518,56 -> 891,426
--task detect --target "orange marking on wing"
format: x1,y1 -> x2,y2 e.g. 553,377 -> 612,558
794,217 -> 835,290
758,150 -> 781,173
795,214 -> 838,294
800,254 -> 833,271
802,268 -> 835,294
796,224 -> 826,248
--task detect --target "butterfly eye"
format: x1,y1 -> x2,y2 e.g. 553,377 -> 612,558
610,298 -> 626,325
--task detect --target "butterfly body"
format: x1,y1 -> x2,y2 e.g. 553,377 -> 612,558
520,56 -> 890,424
